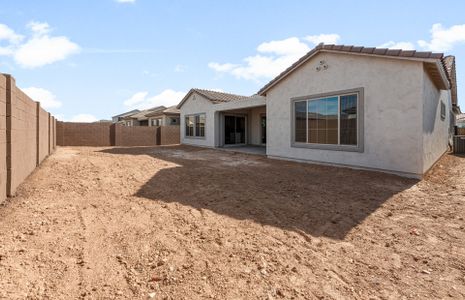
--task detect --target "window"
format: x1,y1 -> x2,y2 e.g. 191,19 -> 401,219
293,89 -> 362,151
185,114 -> 205,137
151,118 -> 162,126
440,101 -> 446,121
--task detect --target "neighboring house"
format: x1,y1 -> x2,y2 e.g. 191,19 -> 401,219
145,106 -> 180,126
178,43 -> 458,178
112,109 -> 140,123
457,114 -> 465,128
121,106 -> 166,126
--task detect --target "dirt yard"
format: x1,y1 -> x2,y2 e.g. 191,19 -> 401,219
0,146 -> 464,299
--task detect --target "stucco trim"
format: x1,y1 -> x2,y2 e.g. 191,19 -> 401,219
289,87 -> 364,153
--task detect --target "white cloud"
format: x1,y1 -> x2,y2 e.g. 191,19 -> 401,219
70,114 -> 98,123
174,64 -> 186,72
304,33 -> 341,45
378,41 -> 416,50
0,24 -> 23,43
116,0 -> 135,3
208,37 -> 312,81
0,21 -> 80,68
208,62 -> 238,72
22,87 -> 62,109
124,89 -> 186,110
418,23 -> 465,52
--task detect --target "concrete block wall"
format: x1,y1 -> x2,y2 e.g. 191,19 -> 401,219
0,75 -> 7,201
56,122 -> 111,146
58,123 -> 180,147
38,107 -> 50,164
0,74 -> 57,198
160,125 -> 180,145
112,124 -> 158,146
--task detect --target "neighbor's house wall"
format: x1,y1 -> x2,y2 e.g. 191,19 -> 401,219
421,68 -> 452,173
180,93 -> 217,147
265,52 -> 424,177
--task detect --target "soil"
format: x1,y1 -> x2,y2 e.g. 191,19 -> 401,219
0,146 -> 464,299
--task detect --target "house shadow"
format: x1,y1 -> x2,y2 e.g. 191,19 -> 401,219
98,146 -> 417,240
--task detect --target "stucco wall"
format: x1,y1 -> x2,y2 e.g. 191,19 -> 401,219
180,93 -> 216,147
422,68 -> 451,172
249,106 -> 266,145
265,52 -> 424,177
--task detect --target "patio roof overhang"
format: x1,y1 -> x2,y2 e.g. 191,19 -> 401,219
213,95 -> 266,112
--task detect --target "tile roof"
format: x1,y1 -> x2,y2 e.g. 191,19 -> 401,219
258,43 -> 453,95
123,106 -> 166,120
192,88 -> 251,104
443,55 -> 458,106
145,105 -> 180,117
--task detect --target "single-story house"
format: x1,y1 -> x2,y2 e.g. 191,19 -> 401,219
177,43 -> 459,178
121,106 -> 166,126
145,106 -> 180,126
112,109 -> 140,123
457,114 -> 465,128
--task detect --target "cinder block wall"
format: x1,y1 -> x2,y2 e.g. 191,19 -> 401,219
7,76 -> 38,195
56,122 -> 111,146
113,124 -> 158,146
0,73 -> 57,199
160,125 -> 180,145
38,106 -> 50,164
0,75 -> 7,200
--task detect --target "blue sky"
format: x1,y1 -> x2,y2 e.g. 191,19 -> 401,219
0,0 -> 464,121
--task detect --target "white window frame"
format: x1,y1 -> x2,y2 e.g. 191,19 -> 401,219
291,87 -> 364,152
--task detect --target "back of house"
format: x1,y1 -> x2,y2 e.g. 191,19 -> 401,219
178,44 -> 458,178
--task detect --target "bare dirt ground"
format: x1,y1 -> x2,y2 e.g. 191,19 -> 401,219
0,146 -> 464,300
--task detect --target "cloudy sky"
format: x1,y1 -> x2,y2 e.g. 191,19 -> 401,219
0,0 -> 464,122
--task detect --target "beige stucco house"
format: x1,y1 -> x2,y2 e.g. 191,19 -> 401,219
119,106 -> 180,127
177,44 -> 459,178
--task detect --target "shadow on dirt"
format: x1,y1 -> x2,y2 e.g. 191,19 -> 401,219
98,145 -> 417,240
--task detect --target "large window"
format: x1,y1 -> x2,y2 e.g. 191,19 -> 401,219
293,89 -> 362,151
185,114 -> 205,137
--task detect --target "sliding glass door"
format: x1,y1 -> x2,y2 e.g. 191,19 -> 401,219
224,115 -> 246,145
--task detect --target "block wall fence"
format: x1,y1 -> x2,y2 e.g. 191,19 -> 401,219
0,73 -> 57,202
57,122 -> 180,147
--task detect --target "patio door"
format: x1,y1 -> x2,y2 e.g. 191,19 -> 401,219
224,115 -> 246,145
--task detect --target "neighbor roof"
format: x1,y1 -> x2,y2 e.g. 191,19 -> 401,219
177,88 -> 254,109
258,43 -> 454,96
145,105 -> 180,117
112,109 -> 140,119
123,106 -> 166,120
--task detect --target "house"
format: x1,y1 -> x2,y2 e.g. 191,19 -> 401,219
177,44 -> 458,178
112,109 -> 140,123
145,106 -> 180,126
121,106 -> 166,126
457,114 -> 465,128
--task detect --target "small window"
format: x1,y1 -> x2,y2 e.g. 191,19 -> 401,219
440,101 -> 446,121
185,114 -> 205,137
